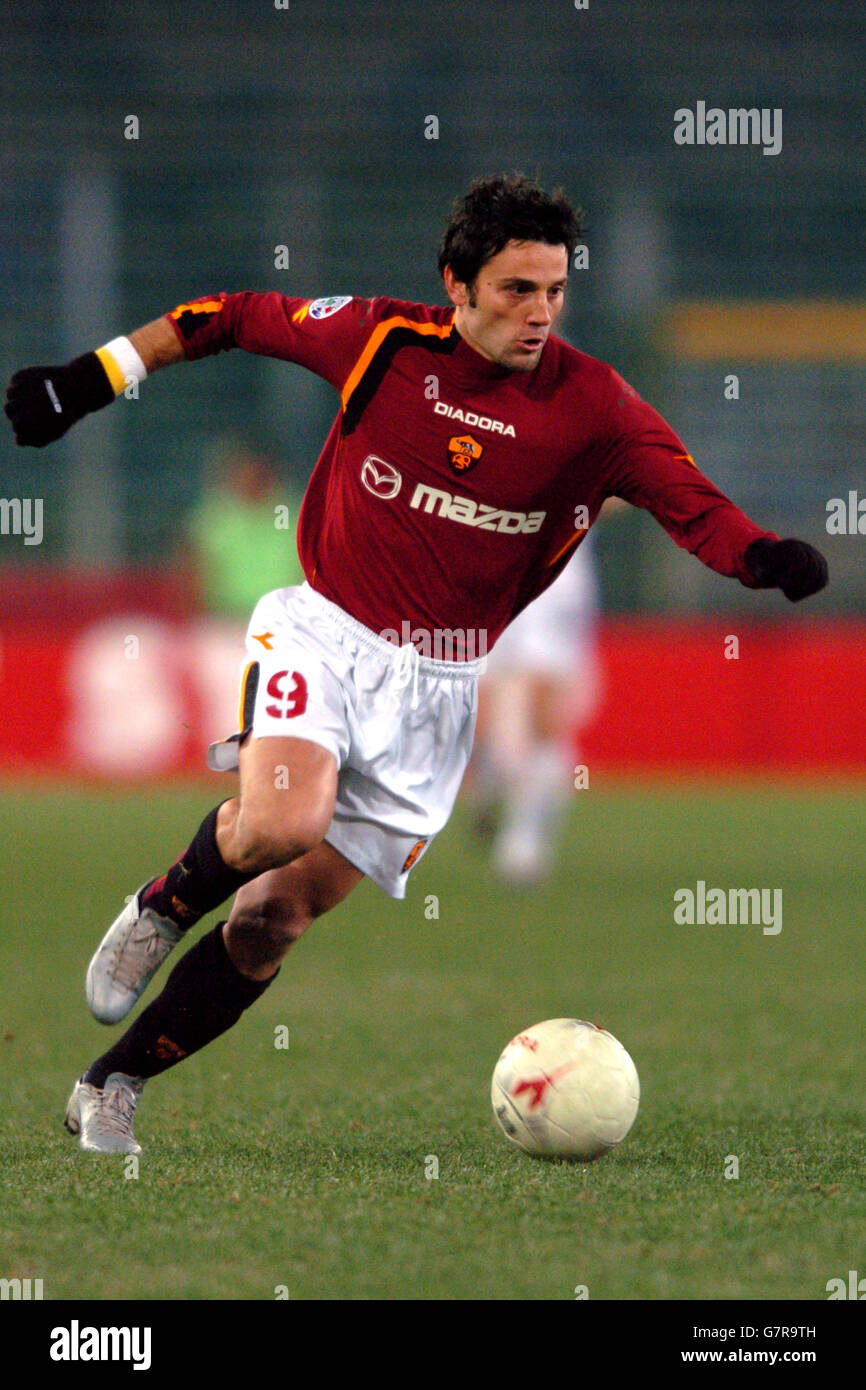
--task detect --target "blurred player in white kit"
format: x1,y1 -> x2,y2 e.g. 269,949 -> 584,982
471,530 -> 604,885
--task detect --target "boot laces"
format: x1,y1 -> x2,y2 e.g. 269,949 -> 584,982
110,919 -> 167,991
92,1079 -> 140,1141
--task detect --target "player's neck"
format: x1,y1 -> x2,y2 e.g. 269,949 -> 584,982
451,320 -> 512,379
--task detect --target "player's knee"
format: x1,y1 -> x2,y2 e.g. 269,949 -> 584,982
230,807 -> 328,873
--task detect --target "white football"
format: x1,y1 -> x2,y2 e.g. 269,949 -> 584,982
491,1017 -> 640,1161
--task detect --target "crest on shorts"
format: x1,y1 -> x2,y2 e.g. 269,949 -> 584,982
401,838 -> 429,874
447,433 -> 483,475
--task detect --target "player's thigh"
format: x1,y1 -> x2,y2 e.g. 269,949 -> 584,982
531,674 -> 574,739
225,840 -> 364,974
486,672 -> 532,753
236,733 -> 338,850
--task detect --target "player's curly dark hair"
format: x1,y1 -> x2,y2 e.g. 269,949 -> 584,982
438,174 -> 584,287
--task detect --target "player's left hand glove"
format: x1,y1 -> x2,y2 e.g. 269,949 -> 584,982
5,353 -> 115,447
744,537 -> 829,602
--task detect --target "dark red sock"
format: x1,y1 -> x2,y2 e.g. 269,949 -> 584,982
141,803 -> 254,929
84,923 -> 277,1085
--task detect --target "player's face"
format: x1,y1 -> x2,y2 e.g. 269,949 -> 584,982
445,240 -> 569,372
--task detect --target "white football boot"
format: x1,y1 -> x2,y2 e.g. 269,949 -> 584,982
64,1073 -> 144,1155
86,882 -> 184,1024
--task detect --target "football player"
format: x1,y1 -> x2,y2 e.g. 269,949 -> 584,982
6,174 -> 828,1152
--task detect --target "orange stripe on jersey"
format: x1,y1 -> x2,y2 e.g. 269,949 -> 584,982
169,299 -> 225,320
340,313 -> 456,413
547,527 -> 587,567
673,452 -> 697,469
292,302 -> 311,324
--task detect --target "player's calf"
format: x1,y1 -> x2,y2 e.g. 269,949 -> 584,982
223,842 -> 365,979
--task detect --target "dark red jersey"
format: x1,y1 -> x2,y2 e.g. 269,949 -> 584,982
166,291 -> 776,655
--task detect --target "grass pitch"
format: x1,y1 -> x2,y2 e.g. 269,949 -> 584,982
1,779 -> 864,1301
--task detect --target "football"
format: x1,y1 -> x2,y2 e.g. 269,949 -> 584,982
490,1018 -> 640,1161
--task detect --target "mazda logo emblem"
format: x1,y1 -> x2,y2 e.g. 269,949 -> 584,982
360,455 -> 402,499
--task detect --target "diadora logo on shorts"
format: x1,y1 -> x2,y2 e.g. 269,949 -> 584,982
308,296 -> 352,319
361,455 -> 402,499
433,400 -> 516,437
410,482 -> 545,534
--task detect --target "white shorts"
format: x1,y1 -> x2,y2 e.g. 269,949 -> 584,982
207,583 -> 481,899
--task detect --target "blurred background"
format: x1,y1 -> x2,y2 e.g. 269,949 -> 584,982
1,0 -> 864,779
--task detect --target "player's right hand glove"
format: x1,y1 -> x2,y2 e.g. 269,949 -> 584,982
5,353 -> 115,447
744,537 -> 829,602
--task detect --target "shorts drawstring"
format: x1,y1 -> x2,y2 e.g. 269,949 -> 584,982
393,641 -> 421,709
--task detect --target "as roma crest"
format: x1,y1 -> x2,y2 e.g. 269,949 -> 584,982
447,433 -> 483,475
401,838 -> 428,874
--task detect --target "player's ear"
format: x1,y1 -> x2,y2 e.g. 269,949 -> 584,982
443,265 -> 469,307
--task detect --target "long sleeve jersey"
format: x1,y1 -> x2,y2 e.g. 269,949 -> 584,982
166,291 -> 776,656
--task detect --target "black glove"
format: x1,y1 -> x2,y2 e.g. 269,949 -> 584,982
5,352 -> 115,446
744,537 -> 828,602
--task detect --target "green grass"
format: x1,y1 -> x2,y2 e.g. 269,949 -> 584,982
1,780 -> 864,1300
